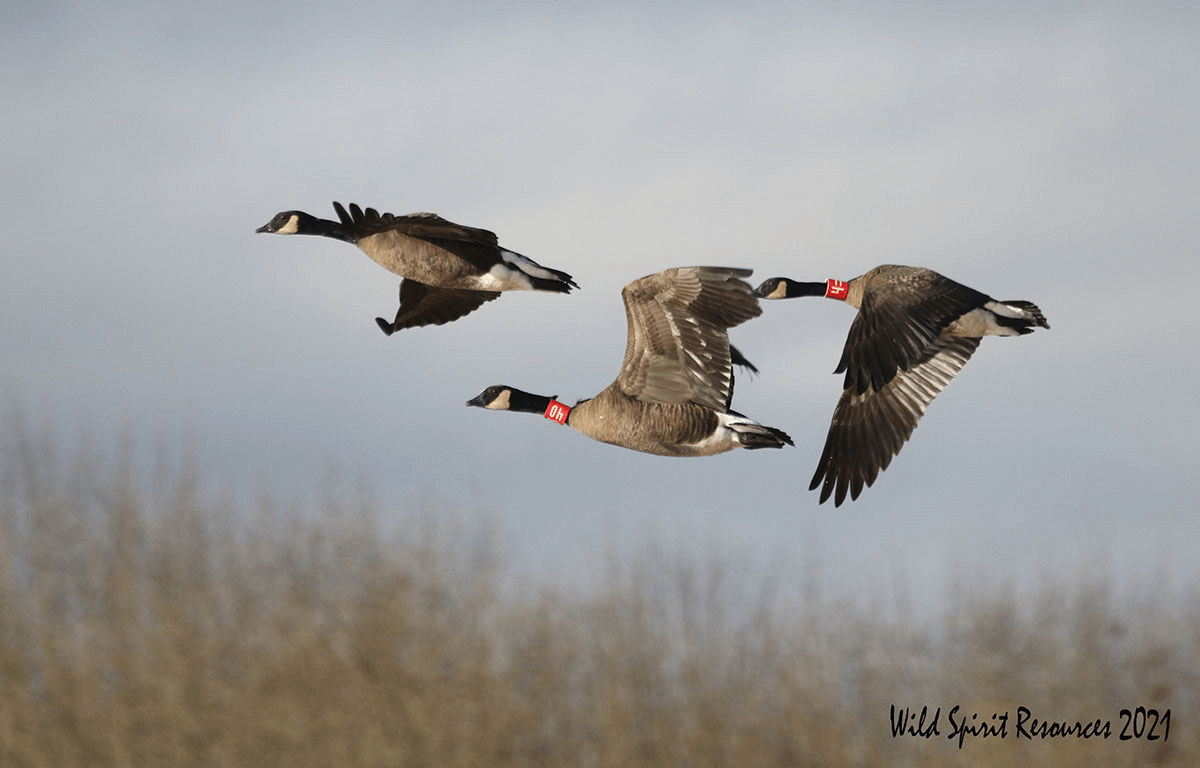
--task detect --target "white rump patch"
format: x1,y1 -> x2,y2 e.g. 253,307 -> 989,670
987,300 -> 1030,320
690,412 -> 762,453
478,262 -> 536,291
951,306 -> 1016,337
501,249 -> 561,281
474,250 -> 562,291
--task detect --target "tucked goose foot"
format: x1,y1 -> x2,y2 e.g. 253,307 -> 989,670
375,317 -> 395,336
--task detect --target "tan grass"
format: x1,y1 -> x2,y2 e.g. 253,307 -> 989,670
0,419 -> 1193,767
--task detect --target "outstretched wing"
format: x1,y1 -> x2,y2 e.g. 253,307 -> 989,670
837,267 -> 990,394
812,335 -> 981,506
614,267 -> 760,412
380,280 -> 501,333
333,203 -> 500,245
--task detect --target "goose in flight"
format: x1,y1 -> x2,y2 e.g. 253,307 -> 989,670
468,266 -> 792,456
257,202 -> 577,333
754,265 -> 1048,505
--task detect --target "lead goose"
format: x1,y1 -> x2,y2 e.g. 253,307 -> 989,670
256,202 -> 577,333
754,265 -> 1049,505
468,266 -> 793,457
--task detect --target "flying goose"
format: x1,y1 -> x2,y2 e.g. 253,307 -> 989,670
467,266 -> 793,457
754,265 -> 1049,505
256,202 -> 577,333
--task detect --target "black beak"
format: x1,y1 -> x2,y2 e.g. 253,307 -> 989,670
255,223 -> 272,234
466,394 -> 487,407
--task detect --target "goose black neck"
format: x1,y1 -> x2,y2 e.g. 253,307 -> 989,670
308,217 -> 353,242
786,281 -> 830,298
509,389 -> 556,415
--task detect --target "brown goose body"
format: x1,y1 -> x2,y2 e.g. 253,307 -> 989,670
566,390 -> 725,457
754,265 -> 1049,505
468,266 -> 793,457
256,202 -> 576,333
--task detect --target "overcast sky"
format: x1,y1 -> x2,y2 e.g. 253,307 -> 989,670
2,2 -> 1197,610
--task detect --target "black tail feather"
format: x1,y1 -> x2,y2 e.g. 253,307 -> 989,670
740,425 -> 794,450
997,300 -> 1050,332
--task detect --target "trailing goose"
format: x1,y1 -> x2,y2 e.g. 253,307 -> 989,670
467,266 -> 793,457
256,202 -> 577,333
754,265 -> 1049,505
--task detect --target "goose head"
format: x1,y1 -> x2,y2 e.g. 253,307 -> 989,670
467,386 -> 557,414
256,210 -> 322,235
752,277 -> 829,300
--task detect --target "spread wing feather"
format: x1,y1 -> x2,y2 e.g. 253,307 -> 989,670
812,336 -> 981,506
385,280 -> 501,331
333,202 -> 500,246
614,267 -> 760,412
837,268 -> 990,394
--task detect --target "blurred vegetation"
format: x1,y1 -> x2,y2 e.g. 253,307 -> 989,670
0,416 -> 1195,767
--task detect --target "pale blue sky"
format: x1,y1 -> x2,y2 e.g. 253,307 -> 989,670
2,2 -> 1197,609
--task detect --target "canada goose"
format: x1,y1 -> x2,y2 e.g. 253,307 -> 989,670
256,202 -> 577,333
754,265 -> 1049,505
467,266 -> 793,457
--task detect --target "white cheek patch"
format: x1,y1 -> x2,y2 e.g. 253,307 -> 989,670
765,282 -> 789,300
277,215 -> 301,234
487,389 -> 512,410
